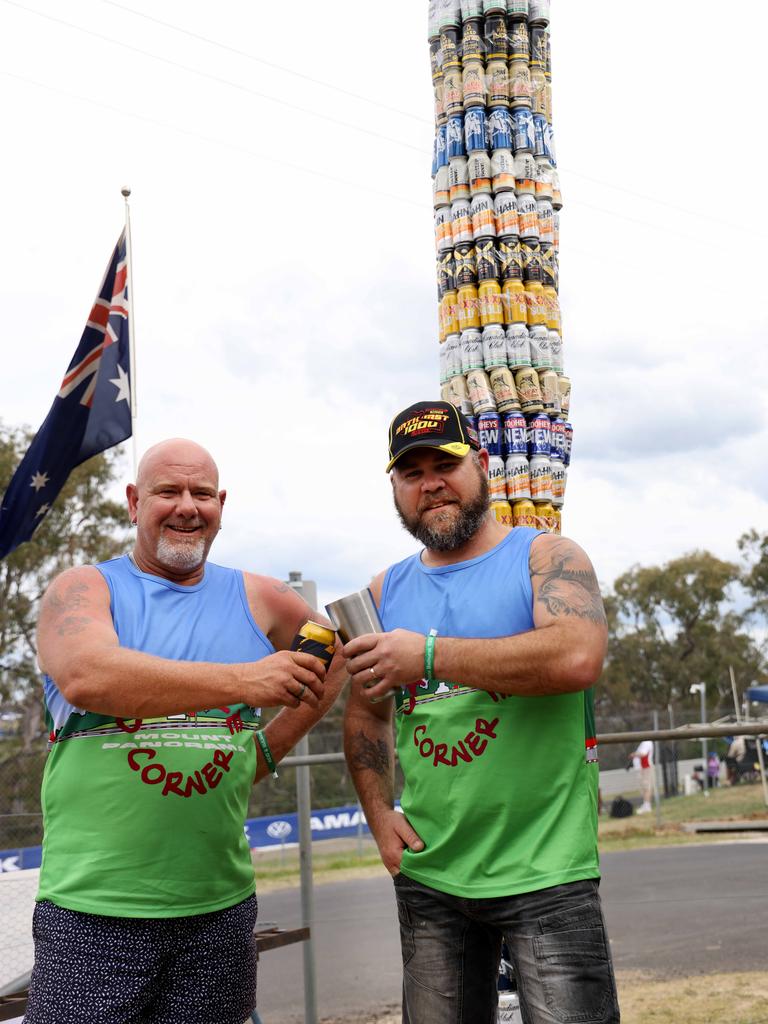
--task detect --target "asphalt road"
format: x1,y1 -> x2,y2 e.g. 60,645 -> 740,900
255,842 -> 768,1024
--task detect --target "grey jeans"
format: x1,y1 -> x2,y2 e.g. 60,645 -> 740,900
393,875 -> 620,1024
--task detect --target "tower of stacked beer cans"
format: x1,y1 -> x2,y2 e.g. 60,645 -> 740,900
430,0 -> 571,534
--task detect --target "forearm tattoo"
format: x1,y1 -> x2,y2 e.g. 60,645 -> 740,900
348,730 -> 391,775
530,540 -> 607,625
44,580 -> 92,636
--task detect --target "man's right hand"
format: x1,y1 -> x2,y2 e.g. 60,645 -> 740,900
373,809 -> 425,876
246,650 -> 326,709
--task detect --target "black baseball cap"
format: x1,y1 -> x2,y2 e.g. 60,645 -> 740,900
386,401 -> 480,472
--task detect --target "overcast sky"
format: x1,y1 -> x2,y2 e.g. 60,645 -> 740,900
1,0 -> 767,609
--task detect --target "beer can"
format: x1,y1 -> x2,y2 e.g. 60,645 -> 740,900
475,237 -> 500,279
442,289 -> 460,336
454,242 -> 477,284
457,283 -> 481,330
512,107 -> 535,153
490,148 -> 516,192
513,367 -> 543,414
460,327 -> 484,372
530,66 -> 547,115
479,280 -> 504,325
509,59 -> 532,108
529,25 -> 548,68
435,204 -> 453,251
550,417 -> 566,462
448,156 -> 470,202
521,239 -> 542,282
529,456 -> 552,501
440,26 -> 461,68
488,107 -> 513,150
468,150 -> 492,194
428,0 -> 441,41
490,365 -> 521,412
437,248 -> 456,295
471,193 -> 496,239
505,453 -> 531,501
448,372 -> 470,406
460,399 -> 479,446
535,157 -> 553,199
527,412 -> 551,457
477,410 -> 502,455
518,192 -> 539,239
512,497 -> 536,528
291,619 -> 337,668
539,368 -> 561,415
543,120 -> 556,163
451,198 -> 473,244
558,375 -> 571,418
528,324 -> 552,370
532,112 -> 548,158
462,60 -> 486,108
506,322 -> 532,367
498,238 -> 523,280
433,72 -> 445,124
552,169 -> 563,210
439,0 -> 462,28
543,284 -> 560,332
508,20 -> 529,60
464,106 -> 487,152
486,60 -> 510,107
536,199 -> 554,243
525,281 -> 547,326
437,296 -> 447,343
439,339 -> 449,384
491,499 -> 513,526
460,0 -> 484,18
488,454 -> 507,500
528,0 -> 550,26
549,329 -> 564,374
484,14 -> 508,59
494,192 -> 519,238
502,409 -> 528,456
533,500 -> 555,531
514,151 -> 538,193
461,19 -> 485,62
563,421 -> 573,467
482,323 -> 508,369
552,507 -> 562,533
506,0 -> 529,19
447,114 -> 466,158
433,164 -> 450,207
436,123 -> 449,171
445,332 -> 463,378
553,209 -> 560,248
466,367 -> 498,413
501,278 -> 528,324
443,66 -> 464,114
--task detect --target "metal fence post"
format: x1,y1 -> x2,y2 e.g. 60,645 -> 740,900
295,734 -> 317,1024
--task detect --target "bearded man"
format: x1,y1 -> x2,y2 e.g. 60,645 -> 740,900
27,438 -> 344,1024
342,401 -> 620,1024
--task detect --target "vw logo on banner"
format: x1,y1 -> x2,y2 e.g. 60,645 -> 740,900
266,820 -> 293,840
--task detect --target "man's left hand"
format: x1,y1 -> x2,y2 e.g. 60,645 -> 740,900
343,629 -> 425,700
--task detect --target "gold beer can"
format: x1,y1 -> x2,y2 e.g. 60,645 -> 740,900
513,367 -> 544,414
489,366 -> 521,413
478,279 -> 504,326
539,369 -> 561,416
552,508 -> 562,535
533,500 -> 556,533
490,500 -> 513,527
512,498 -> 536,528
457,283 -> 481,330
466,367 -> 497,413
525,281 -> 547,326
291,621 -> 337,668
502,279 -> 528,325
442,289 -> 460,336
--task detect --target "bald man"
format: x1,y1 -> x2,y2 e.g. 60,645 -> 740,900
28,439 -> 345,1024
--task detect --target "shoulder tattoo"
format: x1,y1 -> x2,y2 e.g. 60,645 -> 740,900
530,540 -> 607,625
44,579 -> 93,636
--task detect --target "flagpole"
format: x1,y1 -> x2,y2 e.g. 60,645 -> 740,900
121,186 -> 138,480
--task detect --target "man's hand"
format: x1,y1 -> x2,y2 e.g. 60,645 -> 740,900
245,651 -> 326,709
342,629 -> 425,702
371,809 -> 425,876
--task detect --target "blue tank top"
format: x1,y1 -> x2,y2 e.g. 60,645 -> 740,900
38,555 -> 274,918
380,527 -> 600,898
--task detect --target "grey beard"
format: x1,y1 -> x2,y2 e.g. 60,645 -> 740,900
395,475 -> 490,553
156,534 -> 206,572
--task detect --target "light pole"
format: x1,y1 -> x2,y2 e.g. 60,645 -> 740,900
690,682 -> 708,796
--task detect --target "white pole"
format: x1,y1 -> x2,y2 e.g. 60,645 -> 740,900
121,187 -> 138,480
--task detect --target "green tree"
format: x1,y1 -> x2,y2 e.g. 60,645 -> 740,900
600,550 -> 765,722
0,422 -> 129,750
739,529 -> 768,622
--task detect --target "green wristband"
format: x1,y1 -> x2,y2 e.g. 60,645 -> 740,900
424,629 -> 438,682
256,730 -> 278,779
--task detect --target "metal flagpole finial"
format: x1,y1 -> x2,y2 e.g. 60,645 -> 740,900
121,186 -> 131,199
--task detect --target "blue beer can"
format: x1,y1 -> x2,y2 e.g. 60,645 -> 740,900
512,107 -> 535,153
447,114 -> 466,158
563,421 -> 573,467
550,417 -> 566,461
532,113 -> 548,158
477,411 -> 502,456
502,410 -> 527,457
436,123 -> 449,169
488,107 -> 513,151
464,106 -> 487,152
527,413 -> 551,457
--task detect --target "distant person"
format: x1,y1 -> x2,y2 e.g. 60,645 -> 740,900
27,439 -> 344,1024
630,738 -> 654,813
707,751 -> 721,788
342,402 -> 620,1024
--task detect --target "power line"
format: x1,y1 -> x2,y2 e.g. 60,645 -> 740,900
1,0 -> 429,156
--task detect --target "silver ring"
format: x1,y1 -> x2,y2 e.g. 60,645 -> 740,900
369,667 -> 376,678
298,683 -> 307,699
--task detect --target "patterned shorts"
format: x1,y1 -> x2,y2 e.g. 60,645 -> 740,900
24,895 -> 258,1024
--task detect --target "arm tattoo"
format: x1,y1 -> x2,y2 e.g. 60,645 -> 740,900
44,581 -> 93,636
531,541 -> 607,625
348,730 -> 390,775
272,582 -> 290,594
57,616 -> 92,636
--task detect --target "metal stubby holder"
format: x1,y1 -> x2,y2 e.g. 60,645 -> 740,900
325,589 -> 396,702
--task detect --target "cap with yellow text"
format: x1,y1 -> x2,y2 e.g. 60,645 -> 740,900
386,401 -> 480,472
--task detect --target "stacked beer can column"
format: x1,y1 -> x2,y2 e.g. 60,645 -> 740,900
429,0 -> 572,534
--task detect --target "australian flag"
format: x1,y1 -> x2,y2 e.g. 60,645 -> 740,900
0,231 -> 132,559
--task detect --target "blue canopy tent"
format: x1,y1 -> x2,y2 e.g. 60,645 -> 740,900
746,685 -> 768,703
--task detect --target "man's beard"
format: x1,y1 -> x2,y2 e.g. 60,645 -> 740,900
156,532 -> 207,572
394,467 -> 490,553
